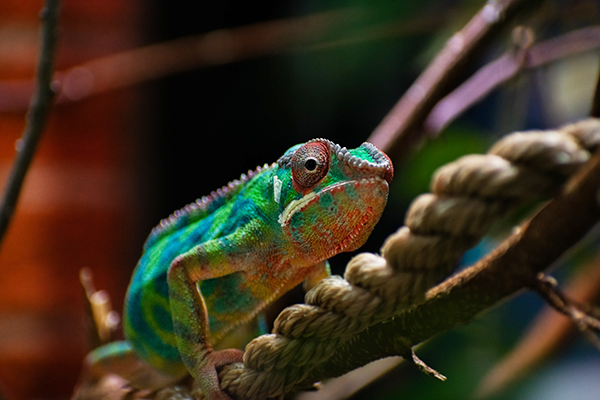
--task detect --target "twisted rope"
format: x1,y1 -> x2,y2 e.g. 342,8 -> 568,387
221,119 -> 600,400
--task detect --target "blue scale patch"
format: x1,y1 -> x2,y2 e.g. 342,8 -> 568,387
125,288 -> 181,364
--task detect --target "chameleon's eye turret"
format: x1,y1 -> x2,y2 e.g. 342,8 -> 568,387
291,142 -> 330,192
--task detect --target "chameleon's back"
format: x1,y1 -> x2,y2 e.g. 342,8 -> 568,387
122,169 -> 275,374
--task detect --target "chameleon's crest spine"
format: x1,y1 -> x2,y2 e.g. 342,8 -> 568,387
144,163 -> 275,250
278,138 -> 392,182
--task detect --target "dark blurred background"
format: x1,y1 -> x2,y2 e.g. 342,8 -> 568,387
0,0 -> 599,399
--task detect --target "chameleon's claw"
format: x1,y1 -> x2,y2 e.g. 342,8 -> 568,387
197,349 -> 244,400
196,363 -> 230,400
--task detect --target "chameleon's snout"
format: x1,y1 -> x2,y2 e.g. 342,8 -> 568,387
336,142 -> 394,184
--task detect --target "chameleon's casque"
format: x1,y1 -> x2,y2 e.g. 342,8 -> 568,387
87,139 -> 393,400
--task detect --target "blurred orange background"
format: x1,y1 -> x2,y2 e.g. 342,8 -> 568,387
0,1 -> 145,399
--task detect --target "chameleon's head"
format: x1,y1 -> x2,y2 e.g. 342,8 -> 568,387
275,138 -> 393,261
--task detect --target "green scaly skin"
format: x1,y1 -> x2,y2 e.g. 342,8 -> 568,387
86,139 -> 393,399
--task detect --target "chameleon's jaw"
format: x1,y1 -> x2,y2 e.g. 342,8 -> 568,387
278,177 -> 387,228
280,176 -> 389,260
277,139 -> 393,261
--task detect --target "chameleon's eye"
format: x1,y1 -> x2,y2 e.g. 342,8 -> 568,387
291,141 -> 330,191
304,158 -> 318,171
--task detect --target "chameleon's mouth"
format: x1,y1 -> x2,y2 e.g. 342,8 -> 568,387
278,190 -> 317,226
278,176 -> 389,230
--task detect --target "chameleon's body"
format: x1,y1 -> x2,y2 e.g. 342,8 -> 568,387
88,139 -> 393,399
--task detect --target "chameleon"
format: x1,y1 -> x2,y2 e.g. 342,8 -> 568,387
86,138 -> 393,400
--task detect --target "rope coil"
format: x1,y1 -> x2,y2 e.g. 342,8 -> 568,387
219,119 -> 600,399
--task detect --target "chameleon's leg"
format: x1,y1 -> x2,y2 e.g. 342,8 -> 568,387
303,260 -> 331,291
167,235 -> 259,400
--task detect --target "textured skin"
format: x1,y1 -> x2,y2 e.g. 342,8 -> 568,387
87,139 -> 393,399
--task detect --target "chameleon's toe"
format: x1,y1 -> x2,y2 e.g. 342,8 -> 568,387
195,363 -> 231,400
196,349 -> 244,400
212,348 -> 244,367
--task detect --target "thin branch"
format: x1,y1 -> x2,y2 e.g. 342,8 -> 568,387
405,350 -> 447,381
475,254 -> 600,398
0,0 -> 60,249
367,0 -> 542,158
80,268 -> 120,349
0,9 -> 445,113
0,10 -> 348,112
426,26 -> 600,133
591,52 -> 600,118
533,274 -> 600,341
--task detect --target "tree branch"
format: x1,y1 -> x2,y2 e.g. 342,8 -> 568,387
426,26 -> 600,134
367,0 -> 542,158
0,0 -> 60,249
533,275 -> 600,341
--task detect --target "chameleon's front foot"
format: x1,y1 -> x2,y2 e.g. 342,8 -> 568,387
194,349 -> 244,400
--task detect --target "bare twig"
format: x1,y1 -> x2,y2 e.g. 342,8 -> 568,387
0,0 -> 60,249
426,26 -> 600,133
80,268 -> 120,349
533,274 -> 600,343
367,0 -> 541,158
0,10 -> 352,112
0,9 -> 445,113
591,52 -> 600,118
404,350 -> 447,381
475,256 -> 600,398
